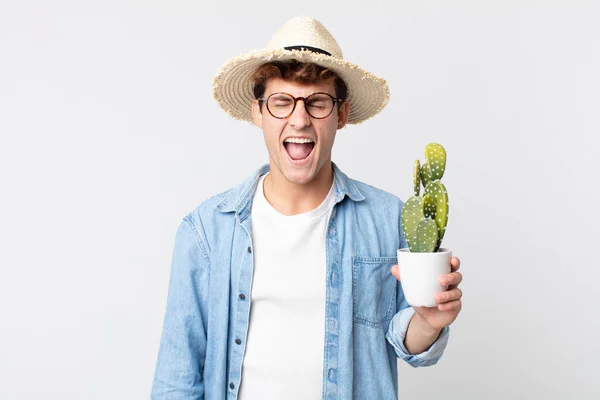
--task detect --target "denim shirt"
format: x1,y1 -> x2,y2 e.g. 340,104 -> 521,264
151,162 -> 449,400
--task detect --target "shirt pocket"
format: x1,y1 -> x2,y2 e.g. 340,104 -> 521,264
352,256 -> 398,328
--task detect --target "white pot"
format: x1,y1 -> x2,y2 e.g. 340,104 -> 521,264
397,248 -> 452,307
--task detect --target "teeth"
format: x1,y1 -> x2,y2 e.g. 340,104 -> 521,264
284,138 -> 314,144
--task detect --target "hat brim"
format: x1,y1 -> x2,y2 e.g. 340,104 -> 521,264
213,48 -> 389,125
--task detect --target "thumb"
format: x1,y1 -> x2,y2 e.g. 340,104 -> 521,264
391,264 -> 401,281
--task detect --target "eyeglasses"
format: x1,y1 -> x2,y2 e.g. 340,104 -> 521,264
258,92 -> 344,119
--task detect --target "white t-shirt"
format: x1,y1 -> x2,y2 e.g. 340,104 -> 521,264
239,172 -> 337,399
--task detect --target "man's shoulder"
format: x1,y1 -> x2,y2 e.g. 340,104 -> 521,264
349,176 -> 406,211
192,188 -> 235,216
174,189 -> 231,243
184,185 -> 237,226
332,162 -> 405,210
183,167 -> 261,223
341,174 -> 407,246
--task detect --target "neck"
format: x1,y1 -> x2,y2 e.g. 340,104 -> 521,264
263,162 -> 334,216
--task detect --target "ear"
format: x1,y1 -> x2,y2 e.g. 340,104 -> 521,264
337,101 -> 350,129
252,99 -> 263,128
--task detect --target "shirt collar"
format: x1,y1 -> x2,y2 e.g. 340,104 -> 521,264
216,162 -> 365,219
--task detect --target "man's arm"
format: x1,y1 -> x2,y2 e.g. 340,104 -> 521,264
151,217 -> 210,400
385,257 -> 462,367
388,212 -> 449,366
385,304 -> 450,367
403,312 -> 443,354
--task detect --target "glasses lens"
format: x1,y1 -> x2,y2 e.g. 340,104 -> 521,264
306,93 -> 334,118
267,93 -> 295,118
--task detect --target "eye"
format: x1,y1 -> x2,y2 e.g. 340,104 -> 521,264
307,95 -> 331,109
269,95 -> 293,108
308,103 -> 327,110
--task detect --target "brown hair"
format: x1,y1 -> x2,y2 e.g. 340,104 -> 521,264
252,60 -> 348,104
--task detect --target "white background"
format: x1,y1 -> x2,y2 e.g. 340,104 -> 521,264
1,0 -> 599,398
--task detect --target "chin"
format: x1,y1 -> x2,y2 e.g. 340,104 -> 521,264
281,167 -> 317,185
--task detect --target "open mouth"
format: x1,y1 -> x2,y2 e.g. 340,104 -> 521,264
283,139 -> 315,162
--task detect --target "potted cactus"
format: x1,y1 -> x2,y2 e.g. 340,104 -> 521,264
397,143 -> 452,307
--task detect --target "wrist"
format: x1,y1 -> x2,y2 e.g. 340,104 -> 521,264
413,312 -> 443,337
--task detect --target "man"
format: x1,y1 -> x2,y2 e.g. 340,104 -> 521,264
151,16 -> 463,400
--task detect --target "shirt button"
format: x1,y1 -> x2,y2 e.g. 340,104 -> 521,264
247,246 -> 252,253
239,293 -> 246,300
230,382 -> 235,389
328,368 -> 337,381
235,338 -> 241,345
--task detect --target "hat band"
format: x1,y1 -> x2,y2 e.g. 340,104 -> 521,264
283,45 -> 332,56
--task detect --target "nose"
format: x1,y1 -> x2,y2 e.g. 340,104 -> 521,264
288,99 -> 311,130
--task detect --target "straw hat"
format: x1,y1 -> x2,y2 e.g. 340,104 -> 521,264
212,16 -> 390,125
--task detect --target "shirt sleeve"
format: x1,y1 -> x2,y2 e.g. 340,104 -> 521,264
151,217 -> 210,399
385,306 -> 450,367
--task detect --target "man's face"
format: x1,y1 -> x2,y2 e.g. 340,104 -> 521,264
252,78 -> 350,185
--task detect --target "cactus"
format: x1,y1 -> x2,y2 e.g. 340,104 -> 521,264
401,143 -> 449,253
413,160 -> 421,197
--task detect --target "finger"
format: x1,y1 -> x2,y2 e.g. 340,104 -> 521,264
450,256 -> 460,272
390,264 -> 400,281
440,271 -> 462,287
438,299 -> 462,312
435,288 -> 462,303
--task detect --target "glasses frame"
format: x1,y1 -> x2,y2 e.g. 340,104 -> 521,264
258,92 -> 345,120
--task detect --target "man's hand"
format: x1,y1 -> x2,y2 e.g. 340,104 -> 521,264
391,256 -> 463,331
